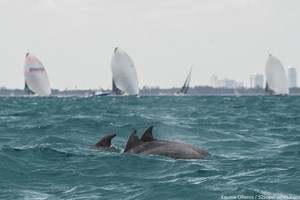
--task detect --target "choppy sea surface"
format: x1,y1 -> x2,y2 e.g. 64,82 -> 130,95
0,96 -> 300,200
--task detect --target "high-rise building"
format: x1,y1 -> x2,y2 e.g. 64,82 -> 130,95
210,75 -> 243,89
250,74 -> 264,88
287,66 -> 297,88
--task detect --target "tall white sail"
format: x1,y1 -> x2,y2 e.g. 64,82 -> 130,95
24,53 -> 51,96
265,54 -> 289,95
111,48 -> 139,95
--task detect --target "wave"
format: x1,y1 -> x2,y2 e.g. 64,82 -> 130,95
1,96 -> 300,199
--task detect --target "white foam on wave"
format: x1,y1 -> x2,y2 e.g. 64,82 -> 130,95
22,190 -> 51,200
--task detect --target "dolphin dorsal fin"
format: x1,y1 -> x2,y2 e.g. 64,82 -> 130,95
124,129 -> 142,152
94,133 -> 116,147
140,126 -> 155,142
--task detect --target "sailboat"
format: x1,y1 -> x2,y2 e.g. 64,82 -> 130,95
24,53 -> 51,96
265,54 -> 289,95
111,47 -> 139,96
175,67 -> 192,96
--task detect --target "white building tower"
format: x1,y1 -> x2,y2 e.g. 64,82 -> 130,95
210,75 -> 218,88
250,74 -> 264,88
287,66 -> 297,88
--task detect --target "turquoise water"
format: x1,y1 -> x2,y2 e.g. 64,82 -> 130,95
0,96 -> 299,200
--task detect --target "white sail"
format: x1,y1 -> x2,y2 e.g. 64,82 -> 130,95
111,48 -> 139,95
265,54 -> 289,95
24,53 -> 51,96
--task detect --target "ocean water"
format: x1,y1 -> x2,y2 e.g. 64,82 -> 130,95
0,96 -> 299,200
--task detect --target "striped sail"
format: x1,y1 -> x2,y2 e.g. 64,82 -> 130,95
24,53 -> 51,95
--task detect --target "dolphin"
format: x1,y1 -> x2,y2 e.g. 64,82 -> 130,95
124,126 -> 209,159
92,133 -> 120,152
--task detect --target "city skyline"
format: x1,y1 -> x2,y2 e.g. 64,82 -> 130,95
1,0 -> 300,90
1,62 -> 298,90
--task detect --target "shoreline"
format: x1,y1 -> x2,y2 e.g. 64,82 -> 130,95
1,87 -> 300,97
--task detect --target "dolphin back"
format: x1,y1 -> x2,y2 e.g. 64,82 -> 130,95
123,127 -> 209,160
124,129 -> 142,152
93,133 -> 118,151
140,126 -> 155,142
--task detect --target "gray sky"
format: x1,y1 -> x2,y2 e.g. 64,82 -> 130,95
1,0 -> 300,90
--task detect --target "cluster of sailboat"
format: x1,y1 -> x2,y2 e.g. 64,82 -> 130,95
23,49 -> 290,97
24,48 -> 141,97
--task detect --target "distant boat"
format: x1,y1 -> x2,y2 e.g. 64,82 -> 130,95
265,54 -> 289,95
24,53 -> 51,96
111,47 -> 139,95
90,90 -> 111,97
175,67 -> 192,96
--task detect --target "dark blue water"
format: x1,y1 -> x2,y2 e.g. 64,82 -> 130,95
0,96 -> 299,200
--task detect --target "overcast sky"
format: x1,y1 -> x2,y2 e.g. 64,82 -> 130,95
1,0 -> 300,90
